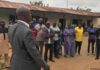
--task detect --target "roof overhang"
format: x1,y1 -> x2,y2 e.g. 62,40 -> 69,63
0,7 -> 100,18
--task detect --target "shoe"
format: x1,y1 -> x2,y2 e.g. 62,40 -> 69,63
64,55 -> 66,57
95,58 -> 99,60
92,53 -> 95,55
87,53 -> 89,55
5,67 -> 9,69
5,61 -> 9,69
49,59 -> 55,62
55,56 -> 59,59
78,54 -> 82,56
71,55 -> 74,57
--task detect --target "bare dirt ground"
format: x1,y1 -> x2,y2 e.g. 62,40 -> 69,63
1,36 -> 100,70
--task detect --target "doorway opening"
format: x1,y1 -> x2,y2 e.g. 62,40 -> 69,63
59,18 -> 66,30
72,19 -> 82,26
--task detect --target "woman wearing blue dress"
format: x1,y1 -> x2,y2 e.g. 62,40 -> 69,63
57,23 -> 62,55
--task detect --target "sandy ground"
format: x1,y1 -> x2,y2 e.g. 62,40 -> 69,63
1,36 -> 100,70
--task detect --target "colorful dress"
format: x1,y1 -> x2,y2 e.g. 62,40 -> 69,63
57,30 -> 62,55
63,28 -> 75,56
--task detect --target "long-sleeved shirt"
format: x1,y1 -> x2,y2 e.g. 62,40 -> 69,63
96,28 -> 100,40
87,27 -> 96,40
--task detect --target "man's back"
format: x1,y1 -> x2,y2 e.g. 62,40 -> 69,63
9,21 -> 48,70
9,21 -> 32,59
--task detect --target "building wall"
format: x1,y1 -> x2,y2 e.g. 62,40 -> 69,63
0,10 -> 15,27
0,10 -> 99,28
92,18 -> 100,28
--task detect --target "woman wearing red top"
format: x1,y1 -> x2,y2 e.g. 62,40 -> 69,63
29,21 -> 37,41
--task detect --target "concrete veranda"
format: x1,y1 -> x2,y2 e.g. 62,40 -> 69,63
1,36 -> 100,70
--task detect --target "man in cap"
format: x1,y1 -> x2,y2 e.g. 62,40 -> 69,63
43,21 -> 55,63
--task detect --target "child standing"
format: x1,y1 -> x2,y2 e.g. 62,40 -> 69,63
29,21 -> 37,41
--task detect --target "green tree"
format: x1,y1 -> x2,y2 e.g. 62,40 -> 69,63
95,12 -> 100,14
76,6 -> 80,10
76,6 -> 92,12
30,1 -> 49,7
70,7 -> 74,10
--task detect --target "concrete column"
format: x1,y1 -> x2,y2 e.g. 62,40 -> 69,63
43,13 -> 45,24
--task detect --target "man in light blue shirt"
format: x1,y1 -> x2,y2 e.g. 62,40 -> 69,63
50,22 -> 60,59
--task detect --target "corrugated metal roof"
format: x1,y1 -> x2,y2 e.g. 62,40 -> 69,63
0,1 -> 100,17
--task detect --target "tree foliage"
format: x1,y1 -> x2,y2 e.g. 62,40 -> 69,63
76,6 -> 92,12
95,12 -> 100,14
30,1 -> 49,7
70,7 -> 74,10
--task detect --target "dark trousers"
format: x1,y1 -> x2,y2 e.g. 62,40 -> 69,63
76,41 -> 82,54
96,40 -> 100,58
87,39 -> 95,54
44,44 -> 53,61
54,41 -> 58,57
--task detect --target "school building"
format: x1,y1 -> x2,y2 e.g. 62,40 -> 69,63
0,1 -> 100,30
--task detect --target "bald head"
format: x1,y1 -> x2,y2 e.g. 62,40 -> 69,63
90,23 -> 93,28
16,7 -> 30,16
53,22 -> 56,27
0,20 -> 5,28
16,7 -> 32,23
58,23 -> 62,28
39,18 -> 43,21
29,21 -> 33,29
38,18 -> 43,24
33,18 -> 36,23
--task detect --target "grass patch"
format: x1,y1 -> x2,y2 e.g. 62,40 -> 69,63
1,56 -> 4,60
1,63 -> 5,70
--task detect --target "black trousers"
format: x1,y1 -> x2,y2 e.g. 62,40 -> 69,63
96,40 -> 100,58
87,39 -> 95,54
44,44 -> 53,61
76,41 -> 82,54
53,41 -> 58,57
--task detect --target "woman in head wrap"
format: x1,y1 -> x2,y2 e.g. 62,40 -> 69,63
63,23 -> 76,57
57,23 -> 62,55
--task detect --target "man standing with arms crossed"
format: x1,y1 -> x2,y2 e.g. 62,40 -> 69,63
35,18 -> 46,56
9,7 -> 50,70
50,22 -> 60,59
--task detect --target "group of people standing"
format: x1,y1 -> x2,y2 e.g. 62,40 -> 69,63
30,17 -> 100,62
28,17 -> 85,63
29,18 -> 61,62
0,7 -> 100,70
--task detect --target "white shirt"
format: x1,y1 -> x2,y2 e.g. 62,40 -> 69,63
50,26 -> 60,41
18,20 -> 29,27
